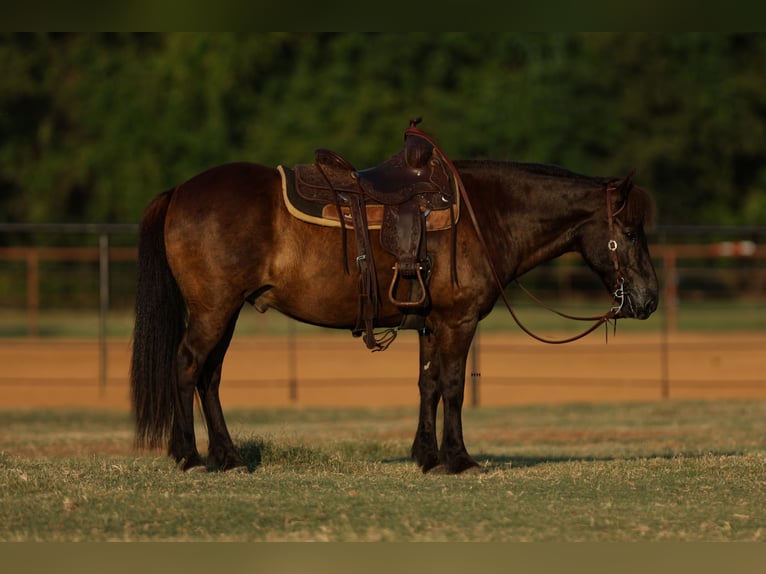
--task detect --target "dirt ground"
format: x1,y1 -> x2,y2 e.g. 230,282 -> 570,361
1,331 -> 764,411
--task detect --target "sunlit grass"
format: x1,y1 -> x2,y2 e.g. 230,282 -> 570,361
2,401 -> 765,541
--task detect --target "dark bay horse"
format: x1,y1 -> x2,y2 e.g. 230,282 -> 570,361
130,158 -> 658,474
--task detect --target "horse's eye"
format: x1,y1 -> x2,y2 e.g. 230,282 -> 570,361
624,230 -> 638,243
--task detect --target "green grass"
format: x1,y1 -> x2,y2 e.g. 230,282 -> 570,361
1,401 -> 765,541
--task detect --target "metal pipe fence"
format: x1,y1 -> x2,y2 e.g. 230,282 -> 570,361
1,223 -> 764,406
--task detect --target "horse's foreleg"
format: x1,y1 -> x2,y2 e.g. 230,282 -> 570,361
197,309 -> 247,472
411,330 -> 441,472
437,327 -> 479,474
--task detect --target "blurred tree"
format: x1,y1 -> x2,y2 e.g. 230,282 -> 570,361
0,32 -> 764,227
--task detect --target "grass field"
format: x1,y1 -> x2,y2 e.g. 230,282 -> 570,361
2,400 -> 765,541
2,297 -> 765,543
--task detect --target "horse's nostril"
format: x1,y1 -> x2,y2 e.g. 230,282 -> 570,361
641,296 -> 658,318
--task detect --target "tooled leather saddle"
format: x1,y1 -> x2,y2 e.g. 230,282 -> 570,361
283,118 -> 460,350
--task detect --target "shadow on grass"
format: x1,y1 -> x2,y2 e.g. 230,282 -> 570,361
235,440 -> 263,472
234,438 -> 334,472
474,449 -> 747,470
369,449 -> 749,472
232,438 -> 747,474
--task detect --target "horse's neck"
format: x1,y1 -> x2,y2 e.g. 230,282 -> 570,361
462,161 -> 595,280
508,207 -> 582,278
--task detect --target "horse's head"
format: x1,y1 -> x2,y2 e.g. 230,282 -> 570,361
579,174 -> 659,320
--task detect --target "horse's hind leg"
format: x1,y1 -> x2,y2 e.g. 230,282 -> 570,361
197,307 -> 247,472
170,309 -> 238,472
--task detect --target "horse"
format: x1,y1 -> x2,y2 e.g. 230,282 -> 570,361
130,154 -> 658,474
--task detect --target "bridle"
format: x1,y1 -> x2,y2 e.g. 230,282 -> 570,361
605,182 -> 627,317
463,176 -> 628,345
406,121 -> 627,344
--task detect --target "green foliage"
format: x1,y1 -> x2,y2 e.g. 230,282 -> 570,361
2,33 -> 765,226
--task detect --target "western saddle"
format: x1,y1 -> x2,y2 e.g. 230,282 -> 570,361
290,118 -> 459,350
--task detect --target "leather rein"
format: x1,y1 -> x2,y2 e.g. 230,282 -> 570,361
503,187 -> 626,344
411,124 -> 626,344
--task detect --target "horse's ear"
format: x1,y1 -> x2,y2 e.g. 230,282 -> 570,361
617,169 -> 636,202
611,169 -> 655,227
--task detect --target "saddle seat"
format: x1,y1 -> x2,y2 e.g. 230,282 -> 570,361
311,140 -> 451,207
295,132 -> 454,207
286,119 -> 460,350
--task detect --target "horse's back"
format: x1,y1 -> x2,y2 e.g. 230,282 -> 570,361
178,161 -> 281,202
166,162 -> 283,233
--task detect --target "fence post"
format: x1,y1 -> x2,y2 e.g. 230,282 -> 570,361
663,247 -> 678,333
98,233 -> 109,394
288,319 -> 298,403
470,327 -> 480,407
26,249 -> 40,337
660,245 -> 678,400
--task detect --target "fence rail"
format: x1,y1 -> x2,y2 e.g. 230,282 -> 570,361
1,224 -> 765,407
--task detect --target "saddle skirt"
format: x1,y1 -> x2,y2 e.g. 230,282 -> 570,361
278,165 -> 459,231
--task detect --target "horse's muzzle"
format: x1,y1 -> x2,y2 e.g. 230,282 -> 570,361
617,292 -> 658,320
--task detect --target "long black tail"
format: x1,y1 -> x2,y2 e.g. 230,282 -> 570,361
130,189 -> 186,450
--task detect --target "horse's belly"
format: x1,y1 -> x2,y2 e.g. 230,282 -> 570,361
250,274 -> 401,331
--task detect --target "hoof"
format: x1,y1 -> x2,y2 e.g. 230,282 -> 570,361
184,464 -> 208,474
225,465 -> 249,474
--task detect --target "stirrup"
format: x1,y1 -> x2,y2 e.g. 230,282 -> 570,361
388,262 -> 427,308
